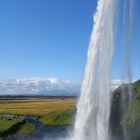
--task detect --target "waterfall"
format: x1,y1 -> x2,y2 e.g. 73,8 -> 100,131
73,0 -> 115,140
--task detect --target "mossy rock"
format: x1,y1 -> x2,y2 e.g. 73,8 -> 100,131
110,80 -> 140,140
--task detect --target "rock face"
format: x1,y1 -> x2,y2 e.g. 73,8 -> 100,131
110,80 -> 140,140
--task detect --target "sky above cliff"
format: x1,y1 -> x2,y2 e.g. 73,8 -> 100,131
0,0 -> 139,83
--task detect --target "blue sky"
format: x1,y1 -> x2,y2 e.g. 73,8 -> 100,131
0,0 -> 139,83
112,0 -> 140,81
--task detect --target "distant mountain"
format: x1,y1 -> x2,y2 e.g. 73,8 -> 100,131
0,77 -> 80,96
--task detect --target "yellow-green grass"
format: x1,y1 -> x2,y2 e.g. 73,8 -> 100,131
0,118 -> 23,132
39,110 -> 75,125
0,98 -> 76,116
17,124 -> 36,135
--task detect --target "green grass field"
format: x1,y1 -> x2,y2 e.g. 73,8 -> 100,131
0,98 -> 76,116
0,97 -> 77,127
0,118 -> 23,132
39,109 -> 75,125
17,124 -> 36,135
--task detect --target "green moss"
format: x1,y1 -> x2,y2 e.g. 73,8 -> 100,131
39,110 -> 74,125
122,98 -> 140,126
112,80 -> 140,126
133,80 -> 140,100
17,124 -> 36,135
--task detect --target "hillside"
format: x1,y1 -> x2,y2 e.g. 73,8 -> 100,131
110,80 -> 140,140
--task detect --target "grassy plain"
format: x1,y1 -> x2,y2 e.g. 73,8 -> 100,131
0,97 -> 77,116
0,118 -> 23,132
39,109 -> 75,125
17,123 -> 36,135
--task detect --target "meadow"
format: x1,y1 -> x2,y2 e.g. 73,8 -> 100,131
0,97 -> 77,116
0,118 -> 24,132
0,97 -> 77,139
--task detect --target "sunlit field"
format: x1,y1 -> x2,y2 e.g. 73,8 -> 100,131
0,97 -> 76,116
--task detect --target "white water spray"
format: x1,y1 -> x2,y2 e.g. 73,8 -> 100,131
73,0 -> 115,140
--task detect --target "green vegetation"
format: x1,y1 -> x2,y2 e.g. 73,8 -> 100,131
17,124 -> 36,135
39,110 -> 75,125
0,97 -> 76,138
0,118 -> 23,132
0,138 -> 13,140
122,80 -> 140,126
111,80 -> 140,126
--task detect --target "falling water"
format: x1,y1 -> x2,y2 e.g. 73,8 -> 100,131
73,0 -> 115,140
121,0 -> 134,139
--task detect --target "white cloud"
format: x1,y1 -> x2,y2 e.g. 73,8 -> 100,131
110,79 -> 137,91
0,78 -> 127,96
110,79 -> 122,90
0,77 -> 80,96
47,77 -> 59,84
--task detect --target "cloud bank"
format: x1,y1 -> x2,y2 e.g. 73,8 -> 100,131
0,77 -> 80,96
0,77 -> 123,96
110,79 -> 122,90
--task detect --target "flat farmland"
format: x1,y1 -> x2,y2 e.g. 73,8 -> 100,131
0,97 -> 77,116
